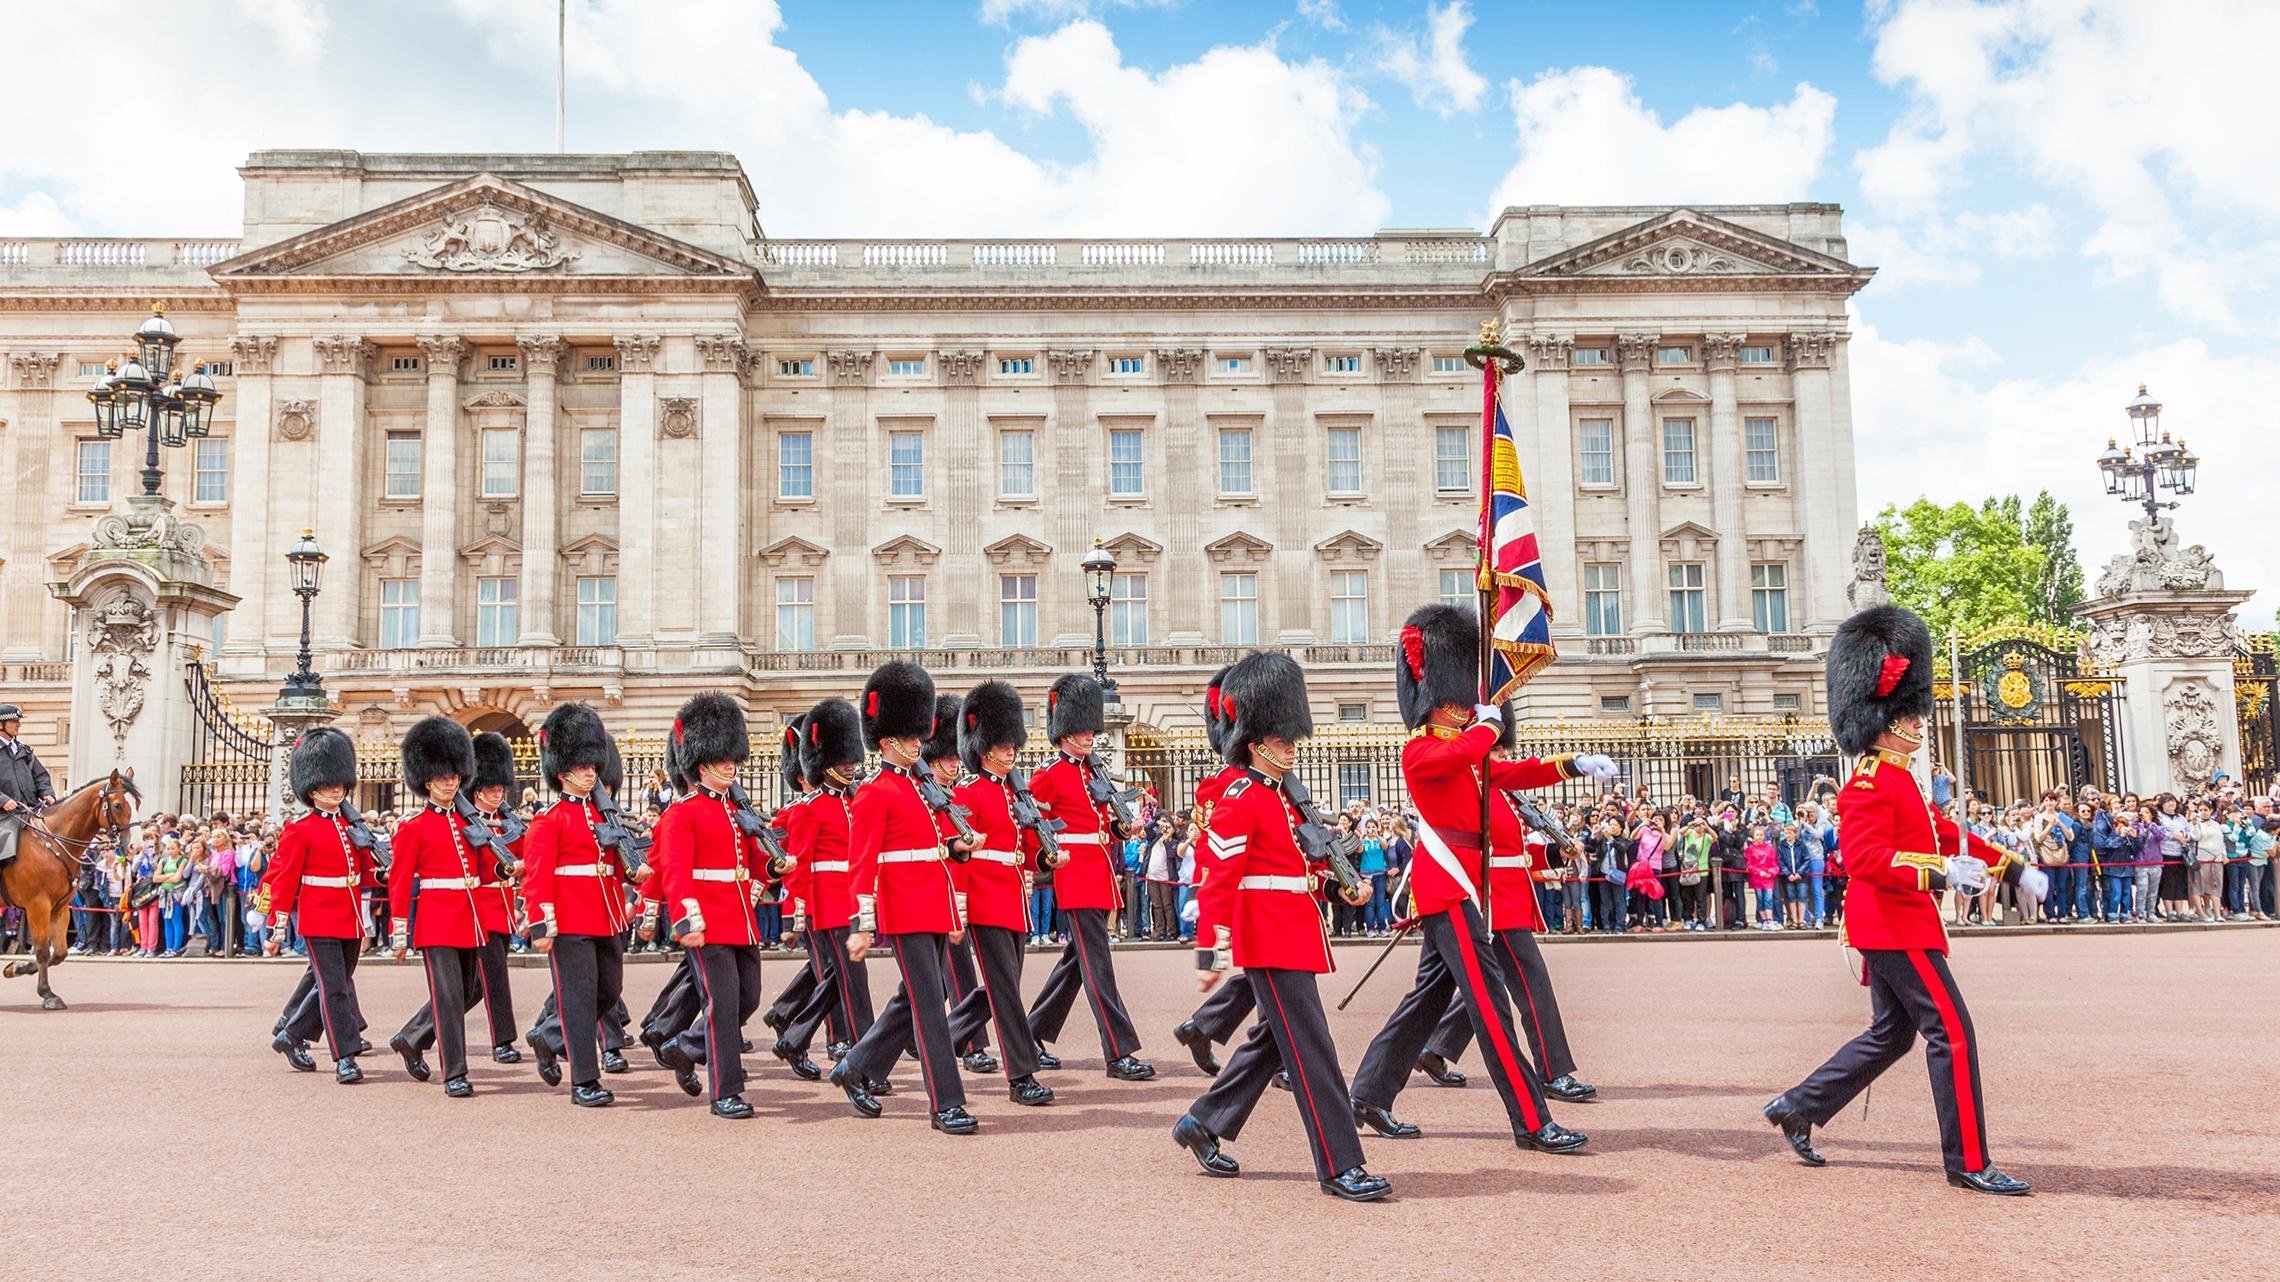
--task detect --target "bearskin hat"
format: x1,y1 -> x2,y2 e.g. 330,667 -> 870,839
861,660 -> 936,750
673,691 -> 749,773
959,680 -> 1027,776
801,698 -> 866,781
1046,673 -> 1106,742
401,716 -> 476,795
289,726 -> 357,806
921,694 -> 963,766
1202,665 -> 1233,757
778,714 -> 809,795
662,727 -> 690,795
1828,604 -> 1935,756
539,702 -> 611,792
469,731 -> 518,798
1395,603 -> 1480,730
600,732 -> 626,799
1220,651 -> 1314,767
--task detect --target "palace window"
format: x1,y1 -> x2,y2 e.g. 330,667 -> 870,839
1657,345 -> 1692,365
1326,426 -> 1362,495
77,361 -> 108,379
1109,428 -> 1145,497
1220,572 -> 1259,645
476,577 -> 518,647
1773,692 -> 1802,711
1434,426 -> 1470,493
193,437 -> 229,504
384,432 -> 422,499
1574,347 -> 1610,367
998,357 -> 1034,376
1330,570 -> 1368,643
777,358 -> 814,377
1668,563 -> 1708,634
379,578 -> 419,650
487,353 -> 519,372
1584,564 -> 1623,637
1694,692 -> 1724,712
390,355 -> 424,373
1108,355 -> 1146,375
1430,355 -> 1467,374
1111,573 -> 1148,645
1000,574 -> 1038,647
1217,355 -> 1252,375
886,357 -> 927,377
580,428 -> 618,496
1439,568 -> 1471,612
888,575 -> 927,648
1661,418 -> 1697,485
1339,704 -> 1368,723
1752,563 -> 1790,634
889,432 -> 925,499
583,353 -> 616,373
998,430 -> 1035,498
1579,420 -> 1614,487
777,431 -> 813,499
1745,417 -> 1780,483
1600,695 -> 1631,714
775,577 -> 814,652
1739,345 -> 1777,365
1325,354 -> 1361,374
575,577 -> 617,646
75,439 -> 109,504
479,428 -> 519,498
1217,427 -> 1253,496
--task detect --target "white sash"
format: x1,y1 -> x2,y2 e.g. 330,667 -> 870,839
1413,815 -> 1481,906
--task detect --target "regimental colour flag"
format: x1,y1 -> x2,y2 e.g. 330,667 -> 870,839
1477,360 -> 1557,703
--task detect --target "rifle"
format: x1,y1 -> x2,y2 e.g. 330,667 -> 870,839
1084,764 -> 1144,835
726,782 -> 796,878
592,783 -> 650,876
454,792 -> 520,880
342,802 -> 389,880
1279,773 -> 1365,900
1512,795 -> 1583,862
1006,766 -> 1065,867
914,772 -> 979,861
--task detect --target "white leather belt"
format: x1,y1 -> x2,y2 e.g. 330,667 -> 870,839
1488,857 -> 1532,870
809,860 -> 849,873
1239,875 -> 1312,893
691,868 -> 750,883
301,875 -> 353,888
878,848 -> 944,864
971,849 -> 1021,866
418,877 -> 476,890
1058,833 -> 1105,845
555,863 -> 608,876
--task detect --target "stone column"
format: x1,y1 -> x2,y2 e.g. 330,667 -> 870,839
2078,548 -> 2253,792
516,334 -> 564,646
415,336 -> 466,647
1705,333 -> 1753,631
1616,333 -> 1665,633
1155,349 -> 1207,645
939,350 -> 986,649
694,334 -> 748,646
3,352 -> 62,659
221,336 -> 278,659
613,335 -> 661,648
824,349 -> 874,648
309,337 -> 373,650
1790,331 -> 1845,631
1524,333 -> 1580,633
1045,349 -> 1098,646
1264,347 -> 1315,644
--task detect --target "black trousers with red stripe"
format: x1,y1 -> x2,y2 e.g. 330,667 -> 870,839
842,931 -> 966,1112
542,934 -> 625,1088
947,924 -> 1041,1079
1785,947 -> 1993,1175
781,924 -> 873,1053
401,932 -> 518,1055
942,932 -> 991,1054
1187,965 -> 1258,1044
1348,901 -> 1552,1139
280,936 -> 362,1062
1186,967 -> 1366,1182
1421,927 -> 1577,1080
408,943 -> 478,1082
763,946 -> 820,1030
677,942 -> 762,1101
1026,907 -> 1141,1060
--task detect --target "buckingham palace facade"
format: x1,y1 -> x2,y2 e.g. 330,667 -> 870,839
0,149 -> 1870,750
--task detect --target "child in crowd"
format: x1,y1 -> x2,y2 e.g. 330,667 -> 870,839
1744,824 -> 1780,931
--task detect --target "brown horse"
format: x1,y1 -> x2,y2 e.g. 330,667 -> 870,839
0,769 -> 138,1009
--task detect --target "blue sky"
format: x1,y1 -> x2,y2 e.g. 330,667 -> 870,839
4,0 -> 2272,615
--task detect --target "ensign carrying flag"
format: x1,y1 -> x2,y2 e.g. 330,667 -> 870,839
1468,321 -> 1557,702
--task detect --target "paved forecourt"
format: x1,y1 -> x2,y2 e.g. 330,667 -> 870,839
3,930 -> 2273,1281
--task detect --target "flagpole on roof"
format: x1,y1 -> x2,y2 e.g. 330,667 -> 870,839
1466,318 -> 1523,935
556,0 -> 567,152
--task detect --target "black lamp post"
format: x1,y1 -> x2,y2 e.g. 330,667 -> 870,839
2096,384 -> 2197,525
1081,536 -> 1118,695
85,305 -> 219,497
282,528 -> 328,700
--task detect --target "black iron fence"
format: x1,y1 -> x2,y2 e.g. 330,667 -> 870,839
180,660 -> 275,820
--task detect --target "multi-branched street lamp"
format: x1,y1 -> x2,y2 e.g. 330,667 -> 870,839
84,305 -> 221,496
281,529 -> 329,702
2096,384 -> 2198,524
1081,536 -> 1118,695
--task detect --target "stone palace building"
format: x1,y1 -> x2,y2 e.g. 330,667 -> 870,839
0,149 -> 1871,755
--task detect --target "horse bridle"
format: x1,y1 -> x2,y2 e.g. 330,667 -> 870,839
23,781 -> 132,869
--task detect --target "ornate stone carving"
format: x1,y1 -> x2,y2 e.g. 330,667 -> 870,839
92,499 -> 208,560
612,335 -> 662,374
2095,514 -> 2224,596
1154,348 -> 1204,384
1613,239 -> 1763,276
1846,524 -> 1891,610
1703,332 -> 1748,373
658,396 -> 699,439
1615,333 -> 1659,372
2084,609 -> 2242,667
1786,331 -> 1839,371
275,398 -> 317,442
1047,349 -> 1095,384
403,202 -> 579,273
85,586 -> 159,754
414,335 -> 468,375
1371,347 -> 1422,380
227,335 -> 278,375
693,334 -> 748,374
463,390 -> 525,411
2163,680 -> 2225,789
1263,347 -> 1314,382
515,333 -> 564,372
939,351 -> 985,386
1525,333 -> 1573,371
9,352 -> 61,389
826,349 -> 874,386
311,335 -> 374,377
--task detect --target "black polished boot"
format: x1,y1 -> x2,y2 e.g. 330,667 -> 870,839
828,1063 -> 883,1118
1319,1167 -> 1392,1202
1355,1102 -> 1421,1139
658,1040 -> 702,1098
1008,1076 -> 1054,1106
1172,1020 -> 1221,1076
711,1095 -> 756,1120
1415,1051 -> 1466,1087
334,1058 -> 364,1085
1105,1054 -> 1156,1081
1034,1048 -> 1061,1071
389,1033 -> 431,1083
825,1040 -> 852,1063
272,1035 -> 315,1073
1271,1070 -> 1292,1092
1524,1121 -> 1589,1154
1172,1115 -> 1239,1177
570,1081 -> 614,1108
443,1076 -> 473,1099
491,1042 -> 523,1065
1544,1073 -> 1597,1102
527,1033 -> 562,1088
772,1040 -> 822,1081
962,1049 -> 1000,1075
1762,1094 -> 1824,1167
639,1025 -> 671,1067
1948,1166 -> 2031,1196
930,1105 -> 979,1135
601,1049 -> 630,1075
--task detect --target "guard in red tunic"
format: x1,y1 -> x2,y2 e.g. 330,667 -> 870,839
757,716 -> 826,1079
1765,606 -> 2041,1196
1171,652 -> 1388,1201
828,663 -> 975,1133
1346,604 -> 1608,1152
263,727 -> 380,1084
655,692 -> 768,1119
944,680 -> 1055,1106
636,734 -> 699,1065
393,730 -> 526,1076
382,717 -> 487,1097
917,693 -> 996,1074
520,702 -> 627,1108
773,699 -> 878,1081
1170,666 -> 1253,1076
1023,673 -> 1154,1081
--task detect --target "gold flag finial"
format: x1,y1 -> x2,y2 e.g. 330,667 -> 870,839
1479,318 -> 1500,346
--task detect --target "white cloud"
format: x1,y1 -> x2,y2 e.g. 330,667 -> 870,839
1370,1 -> 1488,117
1856,0 -> 2280,329
0,192 -> 75,236
979,0 -> 1171,24
1850,312 -> 2274,617
1297,0 -> 1346,31
1848,203 -> 2055,290
1486,67 -> 1835,210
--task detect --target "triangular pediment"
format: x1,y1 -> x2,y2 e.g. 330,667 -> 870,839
211,174 -> 755,283
459,533 -> 521,559
1101,531 -> 1163,560
1423,529 -> 1475,557
1204,530 -> 1274,563
871,534 -> 942,566
1658,520 -> 1720,542
755,535 -> 828,567
1314,529 -> 1385,557
1520,209 -> 1863,281
1651,386 -> 1710,403
561,534 -> 619,558
982,533 -> 1054,566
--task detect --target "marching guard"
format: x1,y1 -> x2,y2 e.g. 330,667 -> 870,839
637,734 -> 702,1068
772,699 -> 879,1081
758,716 -> 825,1076
521,703 -> 630,1107
263,727 -> 379,1084
1346,604 -> 1609,1152
1171,652 -> 1387,1201
919,694 -> 996,1073
829,663 -> 977,1133
393,730 -> 526,1078
383,717 -> 487,1097
1170,667 -> 1252,1076
1764,606 -> 2042,1195
943,680 -> 1055,1105
1024,674 -> 1154,1080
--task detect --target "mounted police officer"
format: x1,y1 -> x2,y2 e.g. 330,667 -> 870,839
0,704 -> 58,866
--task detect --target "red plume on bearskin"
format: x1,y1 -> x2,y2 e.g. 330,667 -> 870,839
1401,624 -> 1426,682
801,698 -> 865,781
1046,673 -> 1106,742
1827,605 -> 1935,756
860,661 -> 936,750
779,714 -> 808,795
1219,650 -> 1312,768
673,692 -> 749,770
1202,664 -> 1232,756
921,694 -> 963,766
1394,603 -> 1480,730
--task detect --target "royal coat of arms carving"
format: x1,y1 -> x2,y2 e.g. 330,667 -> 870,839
404,203 -> 580,273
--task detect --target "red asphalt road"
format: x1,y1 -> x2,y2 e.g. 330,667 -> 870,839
3,930 -> 2276,1280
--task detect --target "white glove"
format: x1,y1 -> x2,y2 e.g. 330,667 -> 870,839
1181,896 -> 1199,924
1574,754 -> 1618,781
1472,703 -> 1503,726
1944,855 -> 1989,894
2018,862 -> 2049,900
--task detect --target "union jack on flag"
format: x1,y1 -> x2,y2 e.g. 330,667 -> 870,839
1477,364 -> 1557,703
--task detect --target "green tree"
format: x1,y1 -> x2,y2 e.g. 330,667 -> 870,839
2023,490 -> 2086,627
1872,498 -> 2046,637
